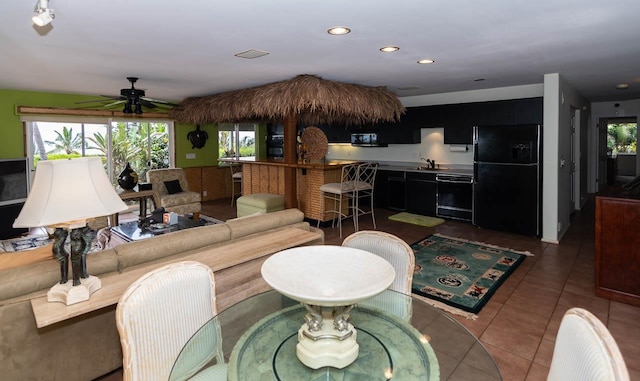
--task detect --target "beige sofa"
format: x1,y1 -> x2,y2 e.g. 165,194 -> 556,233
0,209 -> 323,381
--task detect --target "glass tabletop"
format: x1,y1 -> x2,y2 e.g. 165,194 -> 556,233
170,290 -> 502,381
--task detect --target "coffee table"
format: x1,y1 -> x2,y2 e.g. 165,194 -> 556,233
110,216 -> 206,245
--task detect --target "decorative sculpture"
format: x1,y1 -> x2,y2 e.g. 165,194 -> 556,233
52,227 -> 92,286
187,125 -> 208,149
117,162 -> 138,190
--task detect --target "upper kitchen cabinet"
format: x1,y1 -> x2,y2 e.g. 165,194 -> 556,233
312,124 -> 350,143
403,97 -> 543,145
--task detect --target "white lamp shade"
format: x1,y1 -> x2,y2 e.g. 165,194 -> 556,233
13,158 -> 128,228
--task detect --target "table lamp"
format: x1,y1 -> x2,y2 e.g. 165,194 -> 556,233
13,157 -> 128,305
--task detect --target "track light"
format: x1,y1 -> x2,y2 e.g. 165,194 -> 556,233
32,0 -> 54,27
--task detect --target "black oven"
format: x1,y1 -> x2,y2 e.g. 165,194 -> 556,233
436,174 -> 473,221
267,134 -> 284,158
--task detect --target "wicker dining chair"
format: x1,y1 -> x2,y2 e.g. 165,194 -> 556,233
547,307 -> 629,381
116,261 -> 227,381
342,230 -> 415,321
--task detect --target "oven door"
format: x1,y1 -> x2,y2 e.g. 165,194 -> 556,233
436,175 -> 473,221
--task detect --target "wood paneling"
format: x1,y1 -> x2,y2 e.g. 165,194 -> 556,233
595,195 -> 640,306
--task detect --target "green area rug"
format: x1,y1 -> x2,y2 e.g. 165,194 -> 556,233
411,233 -> 531,317
389,212 -> 445,227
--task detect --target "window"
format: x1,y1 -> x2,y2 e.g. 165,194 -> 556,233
24,117 -> 174,186
607,121 -> 637,155
218,123 -> 256,159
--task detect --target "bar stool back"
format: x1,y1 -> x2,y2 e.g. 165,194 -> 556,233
230,164 -> 243,206
317,163 -> 359,238
354,162 -> 378,230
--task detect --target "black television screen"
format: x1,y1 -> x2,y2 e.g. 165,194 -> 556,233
0,158 -> 30,206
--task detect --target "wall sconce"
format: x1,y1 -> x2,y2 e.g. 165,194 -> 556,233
32,0 -> 55,27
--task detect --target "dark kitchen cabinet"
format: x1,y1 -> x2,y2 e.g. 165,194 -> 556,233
405,172 -> 437,216
378,125 -> 421,144
404,97 -> 543,145
444,125 -> 473,144
374,170 -> 389,208
313,124 -> 350,143
387,171 -> 406,211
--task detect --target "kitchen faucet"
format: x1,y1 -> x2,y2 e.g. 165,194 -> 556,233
421,157 -> 435,169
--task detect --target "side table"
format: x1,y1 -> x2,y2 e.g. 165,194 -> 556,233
112,189 -> 161,225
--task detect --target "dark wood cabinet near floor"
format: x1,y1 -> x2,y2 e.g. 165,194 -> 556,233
595,193 -> 640,307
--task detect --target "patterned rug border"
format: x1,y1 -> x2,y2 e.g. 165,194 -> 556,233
432,233 -> 535,257
411,233 -> 533,319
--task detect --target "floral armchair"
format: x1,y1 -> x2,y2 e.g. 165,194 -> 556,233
146,168 -> 201,219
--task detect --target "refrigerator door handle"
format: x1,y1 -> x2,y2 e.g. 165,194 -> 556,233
474,164 -> 478,183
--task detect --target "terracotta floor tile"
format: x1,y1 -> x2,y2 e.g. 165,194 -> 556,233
483,342 -> 531,381
525,362 -> 549,381
86,197 -> 635,381
532,337 -> 555,368
480,304 -> 547,360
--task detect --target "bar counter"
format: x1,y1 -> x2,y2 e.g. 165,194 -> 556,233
220,157 -> 359,222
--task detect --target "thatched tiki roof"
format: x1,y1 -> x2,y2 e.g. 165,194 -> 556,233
169,74 -> 405,125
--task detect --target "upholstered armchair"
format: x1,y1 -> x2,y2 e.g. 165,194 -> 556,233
147,168 -> 201,220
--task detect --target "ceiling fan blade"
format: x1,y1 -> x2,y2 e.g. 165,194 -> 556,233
75,95 -> 124,104
105,100 -> 127,108
141,97 -> 180,107
139,99 -> 158,109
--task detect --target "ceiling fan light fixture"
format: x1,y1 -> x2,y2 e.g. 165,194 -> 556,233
122,102 -> 133,114
32,0 -> 54,27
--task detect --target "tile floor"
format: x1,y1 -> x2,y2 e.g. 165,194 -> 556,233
97,196 -> 640,381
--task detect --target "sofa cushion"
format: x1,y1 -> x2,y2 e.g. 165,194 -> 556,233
160,191 -> 201,208
0,249 -> 119,301
225,208 -> 304,239
164,179 -> 183,194
115,223 -> 231,270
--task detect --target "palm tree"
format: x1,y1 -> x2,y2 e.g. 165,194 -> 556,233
32,122 -> 48,161
45,126 -> 82,155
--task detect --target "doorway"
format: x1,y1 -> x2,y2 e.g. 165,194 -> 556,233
602,117 -> 638,186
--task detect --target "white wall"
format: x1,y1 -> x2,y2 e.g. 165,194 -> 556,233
542,73 -> 589,244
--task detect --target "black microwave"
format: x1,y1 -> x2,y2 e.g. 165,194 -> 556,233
351,133 -> 381,146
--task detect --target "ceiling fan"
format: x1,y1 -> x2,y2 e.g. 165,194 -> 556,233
76,77 -> 179,114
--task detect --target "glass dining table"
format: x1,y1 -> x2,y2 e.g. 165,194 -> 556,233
170,289 -> 501,380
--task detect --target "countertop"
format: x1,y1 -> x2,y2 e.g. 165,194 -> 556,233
219,157 -> 473,176
378,162 -> 473,176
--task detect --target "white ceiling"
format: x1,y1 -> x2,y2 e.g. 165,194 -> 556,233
2,0 -> 640,106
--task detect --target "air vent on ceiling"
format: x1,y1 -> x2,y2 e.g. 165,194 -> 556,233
234,49 -> 270,59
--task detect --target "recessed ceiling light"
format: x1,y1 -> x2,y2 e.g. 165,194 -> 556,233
616,83 -> 629,89
417,59 -> 435,64
380,46 -> 400,53
327,26 -> 351,35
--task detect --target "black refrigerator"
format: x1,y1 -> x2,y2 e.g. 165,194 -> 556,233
473,124 -> 542,236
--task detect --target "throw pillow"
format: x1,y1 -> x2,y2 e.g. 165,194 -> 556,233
164,179 -> 183,194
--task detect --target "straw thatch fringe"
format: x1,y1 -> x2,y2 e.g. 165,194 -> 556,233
169,74 -> 405,126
